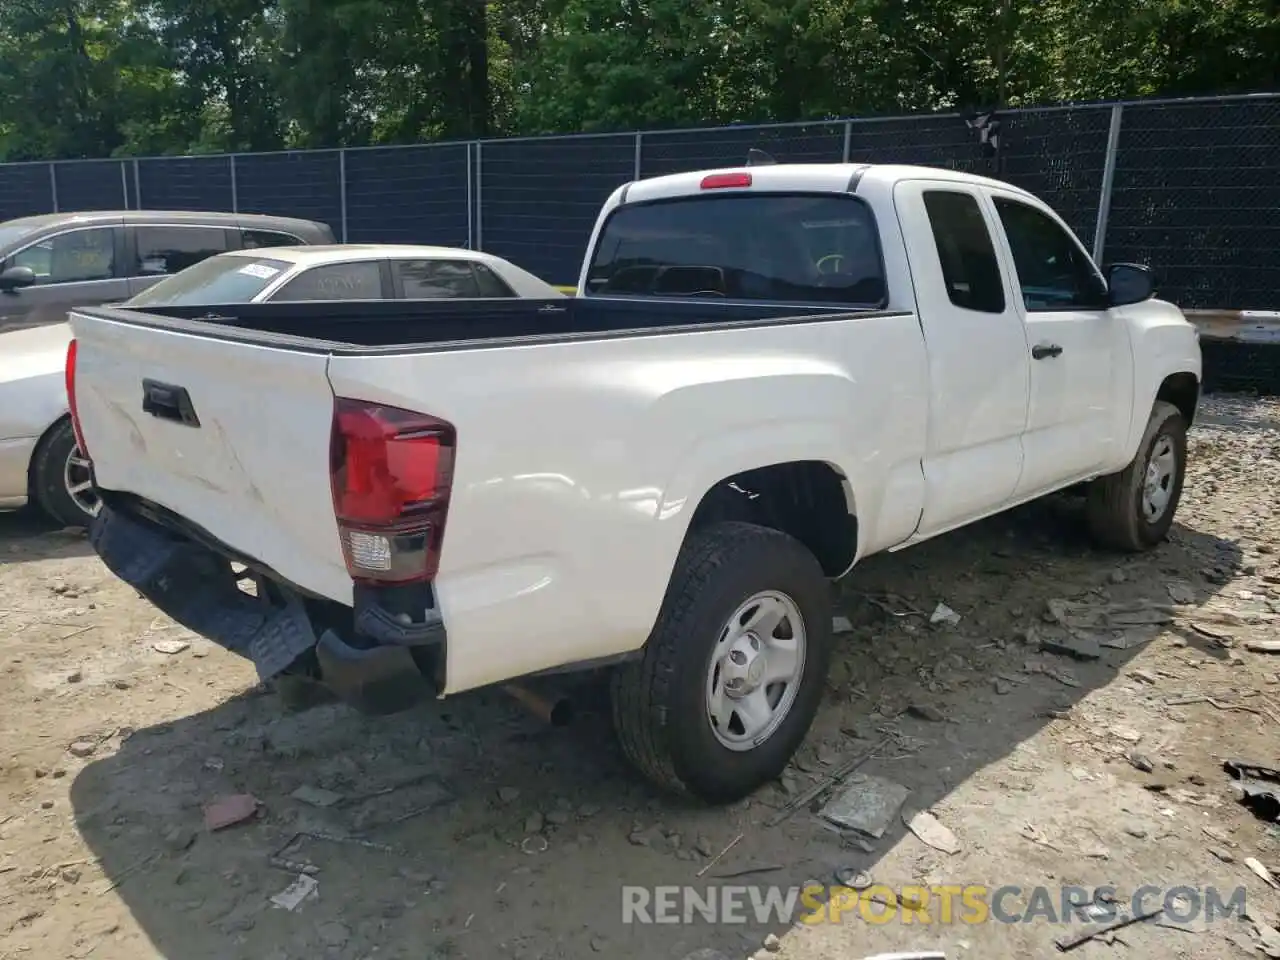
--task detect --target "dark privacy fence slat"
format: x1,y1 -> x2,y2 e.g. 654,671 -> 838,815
1104,97 -> 1280,311
136,156 -> 233,212
235,150 -> 343,235
3,94 -> 1279,317
641,123 -> 845,178
0,163 -> 53,221
53,159 -> 127,211
344,144 -> 469,245
481,135 -> 635,282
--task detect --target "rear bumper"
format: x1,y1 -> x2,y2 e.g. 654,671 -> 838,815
90,498 -> 447,714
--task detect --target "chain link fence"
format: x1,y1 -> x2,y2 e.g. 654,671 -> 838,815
1,93 -> 1277,385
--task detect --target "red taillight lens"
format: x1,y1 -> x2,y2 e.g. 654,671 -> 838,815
65,338 -> 90,458
701,172 -> 752,190
330,397 -> 456,585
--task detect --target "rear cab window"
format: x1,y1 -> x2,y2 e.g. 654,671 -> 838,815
124,255 -> 291,307
585,193 -> 886,305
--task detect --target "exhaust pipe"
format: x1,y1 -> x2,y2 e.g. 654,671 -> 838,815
503,682 -> 573,726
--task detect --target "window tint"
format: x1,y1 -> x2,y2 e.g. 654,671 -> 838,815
126,256 -> 291,307
586,194 -> 885,305
242,229 -> 303,249
922,191 -> 1005,314
396,259 -> 478,298
473,262 -> 515,297
993,198 -> 1106,311
133,226 -> 228,276
11,228 -> 116,284
271,261 -> 383,301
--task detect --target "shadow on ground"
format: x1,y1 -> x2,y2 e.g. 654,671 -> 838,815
67,496 -> 1241,960
0,509 -> 94,562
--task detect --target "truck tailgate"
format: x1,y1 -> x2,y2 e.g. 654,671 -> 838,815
69,311 -> 352,603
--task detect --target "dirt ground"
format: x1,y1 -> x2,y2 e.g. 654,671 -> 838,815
3,394 -> 1280,960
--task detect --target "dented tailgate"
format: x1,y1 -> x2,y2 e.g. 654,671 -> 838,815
68,309 -> 352,604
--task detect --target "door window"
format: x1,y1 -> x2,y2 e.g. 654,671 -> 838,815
242,229 -> 303,249
922,191 -> 1005,314
270,261 -> 384,301
133,226 -> 228,276
10,228 -> 116,284
474,262 -> 516,298
993,199 -> 1106,311
395,259 -> 481,298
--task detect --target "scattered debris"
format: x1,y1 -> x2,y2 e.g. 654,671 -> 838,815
1129,669 -> 1158,685
1246,640 -> 1280,654
860,953 -> 945,960
906,704 -> 946,723
67,740 -> 96,758
520,835 -> 548,855
1223,760 -> 1280,820
291,785 -> 343,808
904,810 -> 959,855
834,866 -> 873,890
1040,634 -> 1102,661
695,834 -> 743,878
930,603 -> 961,626
1209,847 -> 1234,863
821,774 -> 910,839
1245,857 -> 1280,890
1111,725 -> 1143,744
269,874 -> 319,911
762,933 -> 781,952
832,615 -> 854,634
1167,582 -> 1197,604
1255,917 -> 1280,959
1127,752 -> 1154,773
203,794 -> 260,831
1054,904 -> 1164,951
1019,824 -> 1063,852
765,735 -> 893,828
152,638 -> 190,655
1189,622 -> 1234,645
163,826 -> 196,852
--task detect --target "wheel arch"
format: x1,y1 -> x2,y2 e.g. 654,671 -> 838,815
685,460 -> 859,579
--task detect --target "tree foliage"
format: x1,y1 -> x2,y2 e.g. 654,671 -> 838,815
0,0 -> 1276,160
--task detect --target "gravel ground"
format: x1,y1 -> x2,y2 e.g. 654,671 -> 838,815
2,393 -> 1280,960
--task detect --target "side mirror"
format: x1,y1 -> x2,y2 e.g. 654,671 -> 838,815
0,265 -> 36,292
1106,262 -> 1154,307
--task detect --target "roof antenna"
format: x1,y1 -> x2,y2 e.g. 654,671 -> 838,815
746,148 -> 777,166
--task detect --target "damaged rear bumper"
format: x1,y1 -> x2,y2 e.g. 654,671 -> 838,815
90,497 -> 446,714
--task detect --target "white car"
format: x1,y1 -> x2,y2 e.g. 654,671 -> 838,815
124,244 -> 567,307
68,162 -> 1200,802
0,245 -> 564,525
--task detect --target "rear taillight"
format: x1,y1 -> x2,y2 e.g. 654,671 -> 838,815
329,397 -> 456,585
65,339 -> 90,458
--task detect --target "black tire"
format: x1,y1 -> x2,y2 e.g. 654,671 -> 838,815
610,521 -> 833,803
1086,400 -> 1188,552
31,417 -> 96,528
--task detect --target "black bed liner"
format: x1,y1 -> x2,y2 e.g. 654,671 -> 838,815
74,296 -> 910,356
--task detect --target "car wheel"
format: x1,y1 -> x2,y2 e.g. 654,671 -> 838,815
32,418 -> 100,528
1086,400 -> 1188,552
610,521 -> 832,803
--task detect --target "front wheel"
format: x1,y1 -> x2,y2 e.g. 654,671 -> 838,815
610,522 -> 833,803
1086,400 -> 1188,552
31,417 -> 100,528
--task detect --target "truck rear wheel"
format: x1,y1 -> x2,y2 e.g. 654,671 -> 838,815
1086,400 -> 1188,552
610,521 -> 833,803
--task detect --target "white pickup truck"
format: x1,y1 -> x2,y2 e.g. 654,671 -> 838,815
67,162 -> 1201,803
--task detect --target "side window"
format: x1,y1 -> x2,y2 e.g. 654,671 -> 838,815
396,259 -> 479,298
242,229 -> 303,249
473,262 -> 516,298
271,261 -> 384,301
993,198 -> 1106,311
922,191 -> 1006,314
133,226 -> 228,276
11,228 -> 116,284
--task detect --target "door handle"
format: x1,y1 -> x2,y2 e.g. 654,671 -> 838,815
1032,343 -> 1063,360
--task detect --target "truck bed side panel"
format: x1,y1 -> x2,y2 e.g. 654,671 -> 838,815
326,311 -> 929,694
